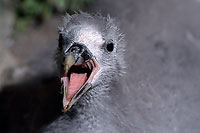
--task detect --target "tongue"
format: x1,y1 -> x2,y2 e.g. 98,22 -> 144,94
67,73 -> 87,100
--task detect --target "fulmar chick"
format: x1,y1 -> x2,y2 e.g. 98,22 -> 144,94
44,12 -> 129,133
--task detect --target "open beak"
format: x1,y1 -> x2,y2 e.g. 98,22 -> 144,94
60,43 -> 99,112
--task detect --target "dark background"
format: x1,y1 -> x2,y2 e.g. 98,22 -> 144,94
0,0 -> 200,132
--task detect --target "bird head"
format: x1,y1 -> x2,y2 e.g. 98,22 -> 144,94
56,13 -> 125,112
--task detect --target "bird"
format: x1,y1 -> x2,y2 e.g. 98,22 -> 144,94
43,12 -> 130,133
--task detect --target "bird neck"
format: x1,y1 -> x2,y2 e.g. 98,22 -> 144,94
65,85 -> 113,127
76,85 -> 110,115
44,82 -> 128,132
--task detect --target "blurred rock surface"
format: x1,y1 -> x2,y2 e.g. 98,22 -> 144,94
0,2 -> 61,89
0,3 -> 17,90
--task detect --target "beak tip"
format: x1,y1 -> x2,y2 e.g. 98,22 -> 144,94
63,97 -> 70,112
63,105 -> 69,112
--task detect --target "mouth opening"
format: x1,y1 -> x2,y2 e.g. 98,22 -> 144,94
67,63 -> 92,80
61,57 -> 99,111
65,60 -> 93,100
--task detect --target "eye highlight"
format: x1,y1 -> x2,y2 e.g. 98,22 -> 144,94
105,42 -> 114,52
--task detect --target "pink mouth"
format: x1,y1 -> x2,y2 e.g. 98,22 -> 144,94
61,58 -> 99,111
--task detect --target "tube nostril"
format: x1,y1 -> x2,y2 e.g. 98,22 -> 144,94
70,46 -> 81,54
71,47 -> 78,53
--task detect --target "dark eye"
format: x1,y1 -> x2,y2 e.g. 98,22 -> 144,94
105,42 -> 114,52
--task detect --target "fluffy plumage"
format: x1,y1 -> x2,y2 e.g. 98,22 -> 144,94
44,12 -> 129,133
